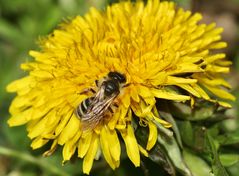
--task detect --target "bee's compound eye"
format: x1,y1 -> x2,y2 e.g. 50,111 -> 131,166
108,71 -> 126,83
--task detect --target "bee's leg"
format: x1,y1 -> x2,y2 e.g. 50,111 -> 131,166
108,106 -> 114,113
89,88 -> 96,93
123,83 -> 130,88
108,101 -> 120,113
112,103 -> 119,108
95,80 -> 99,87
79,87 -> 96,94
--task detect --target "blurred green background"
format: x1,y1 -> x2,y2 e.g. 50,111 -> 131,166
0,0 -> 239,175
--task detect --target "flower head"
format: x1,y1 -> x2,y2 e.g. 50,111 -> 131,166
7,0 -> 234,174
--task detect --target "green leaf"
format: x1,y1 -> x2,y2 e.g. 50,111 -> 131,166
220,154 -> 239,167
183,150 -> 212,176
134,119 -> 178,175
170,101 -> 225,121
155,121 -> 192,176
153,119 -> 173,137
217,131 -> 239,145
37,7 -> 62,34
206,132 -> 229,176
177,121 -> 194,147
135,122 -> 176,175
0,19 -> 23,43
177,121 -> 206,151
149,142 -> 176,175
158,103 -> 183,148
172,0 -> 191,8
0,145 -> 70,176
227,162 -> 239,176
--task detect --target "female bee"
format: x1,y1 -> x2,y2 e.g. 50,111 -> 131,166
75,71 -> 126,131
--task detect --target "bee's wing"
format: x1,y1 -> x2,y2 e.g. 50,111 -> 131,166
81,88 -> 118,131
96,84 -> 106,101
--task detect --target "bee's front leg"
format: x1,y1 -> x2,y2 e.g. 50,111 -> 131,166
78,87 -> 96,95
95,80 -> 99,87
112,103 -> 119,108
108,102 -> 119,113
108,106 -> 114,113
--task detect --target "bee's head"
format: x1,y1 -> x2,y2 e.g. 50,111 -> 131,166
108,71 -> 126,84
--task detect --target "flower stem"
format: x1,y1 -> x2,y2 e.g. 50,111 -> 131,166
0,145 -> 69,176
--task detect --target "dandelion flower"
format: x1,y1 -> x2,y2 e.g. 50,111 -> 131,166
7,0 -> 234,174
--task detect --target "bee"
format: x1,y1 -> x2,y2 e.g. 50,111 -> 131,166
75,71 -> 126,131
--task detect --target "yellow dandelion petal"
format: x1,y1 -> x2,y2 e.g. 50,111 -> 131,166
31,137 -> 49,149
30,70 -> 54,79
27,115 -> 49,139
6,76 -> 34,93
108,108 -> 121,130
206,65 -> 230,73
209,42 -> 227,49
138,145 -> 149,157
217,60 -> 232,67
43,139 -> 58,157
10,96 -> 32,115
198,76 -> 231,88
130,85 -> 140,102
121,93 -> 131,108
63,131 -> 81,162
83,133 -> 99,174
121,125 -> 140,167
177,84 -> 201,98
140,100 -> 155,117
107,129 -> 121,163
29,109 -> 60,139
58,115 -> 80,145
148,111 -> 172,128
138,85 -> 153,98
100,126 -> 120,169
191,84 -> 210,100
54,107 -> 73,136
205,53 -> 226,63
151,88 -> 190,101
217,101 -> 232,108
116,108 -> 131,130
78,132 -> 92,158
165,76 -> 197,85
146,121 -> 158,150
203,85 -> 235,101
8,108 -> 33,126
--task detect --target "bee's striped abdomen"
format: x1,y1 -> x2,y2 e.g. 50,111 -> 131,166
76,97 -> 94,118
